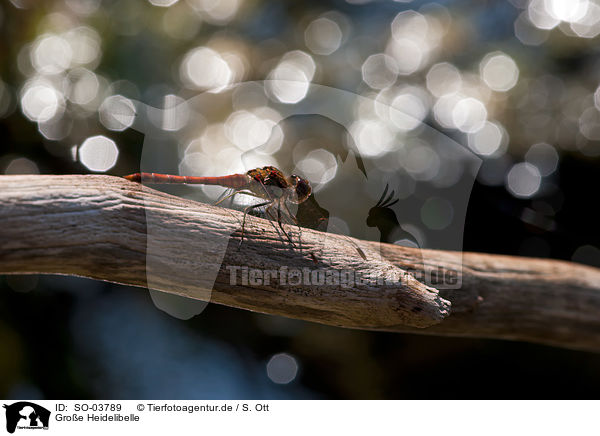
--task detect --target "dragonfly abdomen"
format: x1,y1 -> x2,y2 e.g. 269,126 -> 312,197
124,172 -> 250,188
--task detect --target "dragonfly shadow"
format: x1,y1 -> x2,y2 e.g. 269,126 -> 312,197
366,185 -> 426,281
366,184 -> 420,248
223,220 -> 326,268
296,195 -> 329,232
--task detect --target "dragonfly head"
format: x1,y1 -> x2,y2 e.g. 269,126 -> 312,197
288,175 -> 312,204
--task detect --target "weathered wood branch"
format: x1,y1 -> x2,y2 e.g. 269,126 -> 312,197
1,175 -> 599,352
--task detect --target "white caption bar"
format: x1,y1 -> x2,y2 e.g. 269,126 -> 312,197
0,400 -> 597,435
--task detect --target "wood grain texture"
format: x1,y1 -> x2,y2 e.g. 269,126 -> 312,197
1,175 -> 599,351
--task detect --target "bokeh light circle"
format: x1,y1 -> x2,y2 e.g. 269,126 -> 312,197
79,135 -> 119,172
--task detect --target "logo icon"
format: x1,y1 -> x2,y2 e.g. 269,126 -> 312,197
3,402 -> 50,434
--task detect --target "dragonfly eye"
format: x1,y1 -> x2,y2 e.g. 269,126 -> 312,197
289,175 -> 312,204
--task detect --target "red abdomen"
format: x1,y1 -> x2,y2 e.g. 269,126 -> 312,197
124,172 -> 250,189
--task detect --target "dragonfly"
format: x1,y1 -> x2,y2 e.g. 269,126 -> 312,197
124,166 -> 366,260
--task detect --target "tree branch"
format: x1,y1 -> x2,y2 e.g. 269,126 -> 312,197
1,175 -> 599,352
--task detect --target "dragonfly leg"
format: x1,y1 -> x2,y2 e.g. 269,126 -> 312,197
214,188 -> 234,206
249,178 -> 294,247
240,200 -> 273,247
265,203 -> 297,249
281,201 -> 304,252
262,205 -> 287,244
282,200 -> 302,233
